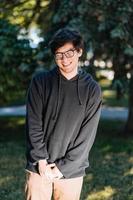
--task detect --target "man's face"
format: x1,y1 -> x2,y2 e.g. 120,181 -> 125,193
54,42 -> 82,77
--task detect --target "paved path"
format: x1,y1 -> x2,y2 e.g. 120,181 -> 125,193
0,105 -> 26,116
0,105 -> 128,120
101,106 -> 128,120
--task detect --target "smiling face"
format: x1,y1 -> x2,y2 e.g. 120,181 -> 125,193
54,42 -> 83,79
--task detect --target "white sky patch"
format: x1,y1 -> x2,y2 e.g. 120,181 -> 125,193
28,27 -> 44,48
18,27 -> 44,48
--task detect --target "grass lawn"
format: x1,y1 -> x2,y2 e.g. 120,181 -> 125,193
0,117 -> 133,200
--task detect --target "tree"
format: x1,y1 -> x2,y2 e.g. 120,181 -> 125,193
0,1 -> 57,105
0,19 -> 35,105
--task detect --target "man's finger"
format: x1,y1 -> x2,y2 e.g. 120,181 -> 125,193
39,171 -> 44,177
48,163 -> 56,168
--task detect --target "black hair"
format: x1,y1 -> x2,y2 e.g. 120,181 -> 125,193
49,28 -> 84,54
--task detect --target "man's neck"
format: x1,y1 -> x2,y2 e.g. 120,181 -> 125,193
59,69 -> 78,80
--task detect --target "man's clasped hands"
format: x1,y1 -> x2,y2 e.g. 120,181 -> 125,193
38,160 -> 63,181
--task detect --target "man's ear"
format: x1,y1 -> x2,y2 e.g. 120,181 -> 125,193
78,49 -> 83,57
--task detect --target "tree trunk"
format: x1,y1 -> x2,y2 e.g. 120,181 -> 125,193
125,73 -> 133,134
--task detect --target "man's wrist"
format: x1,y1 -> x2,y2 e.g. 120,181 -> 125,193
38,159 -> 48,164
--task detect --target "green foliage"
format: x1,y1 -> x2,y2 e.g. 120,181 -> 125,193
0,18 -> 54,106
124,47 -> 133,56
0,0 -> 53,31
0,19 -> 35,105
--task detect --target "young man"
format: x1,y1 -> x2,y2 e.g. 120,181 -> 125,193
25,28 -> 102,200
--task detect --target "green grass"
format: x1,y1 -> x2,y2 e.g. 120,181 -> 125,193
0,117 -> 25,200
81,119 -> 133,200
0,117 -> 133,200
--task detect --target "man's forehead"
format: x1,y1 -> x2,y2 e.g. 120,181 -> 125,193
55,42 -> 74,53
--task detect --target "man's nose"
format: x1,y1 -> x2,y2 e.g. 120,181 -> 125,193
62,53 -> 68,60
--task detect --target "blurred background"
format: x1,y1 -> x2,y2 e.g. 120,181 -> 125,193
0,0 -> 133,200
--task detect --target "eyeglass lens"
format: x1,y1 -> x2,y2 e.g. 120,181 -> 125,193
55,49 -> 75,60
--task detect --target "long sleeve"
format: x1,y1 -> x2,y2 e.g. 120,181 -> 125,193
55,83 -> 102,178
26,75 -> 49,165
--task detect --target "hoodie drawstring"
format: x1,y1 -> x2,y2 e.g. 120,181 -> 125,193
52,74 -> 61,120
52,68 -> 82,121
77,76 -> 82,105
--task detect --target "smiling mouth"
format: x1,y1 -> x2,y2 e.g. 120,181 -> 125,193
63,62 -> 72,67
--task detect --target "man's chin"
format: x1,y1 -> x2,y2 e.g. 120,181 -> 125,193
62,67 -> 73,73
63,63 -> 74,70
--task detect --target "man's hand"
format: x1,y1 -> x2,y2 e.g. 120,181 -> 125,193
38,160 -> 63,181
45,163 -> 56,180
38,159 -> 48,177
52,165 -> 63,180
45,164 -> 63,181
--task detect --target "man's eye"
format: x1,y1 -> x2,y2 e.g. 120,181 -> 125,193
66,50 -> 73,55
56,54 -> 62,58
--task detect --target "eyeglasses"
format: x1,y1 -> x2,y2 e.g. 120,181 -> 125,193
55,48 -> 76,60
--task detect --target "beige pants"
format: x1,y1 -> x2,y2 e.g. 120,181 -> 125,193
25,171 -> 83,200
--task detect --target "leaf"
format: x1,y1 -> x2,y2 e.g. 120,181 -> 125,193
124,47 -> 133,56
18,63 -> 30,72
110,26 -> 125,39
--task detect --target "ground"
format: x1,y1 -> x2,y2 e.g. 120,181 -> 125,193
0,117 -> 133,200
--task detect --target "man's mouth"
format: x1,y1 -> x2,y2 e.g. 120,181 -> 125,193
62,62 -> 72,67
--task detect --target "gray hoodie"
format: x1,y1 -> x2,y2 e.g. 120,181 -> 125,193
26,66 -> 102,178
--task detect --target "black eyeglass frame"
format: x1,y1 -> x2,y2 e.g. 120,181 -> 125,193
54,48 -> 77,60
